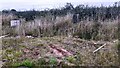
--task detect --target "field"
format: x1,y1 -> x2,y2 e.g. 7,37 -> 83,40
1,2 -> 120,67
1,36 -> 119,67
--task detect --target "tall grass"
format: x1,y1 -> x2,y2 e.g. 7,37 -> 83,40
2,14 -> 118,41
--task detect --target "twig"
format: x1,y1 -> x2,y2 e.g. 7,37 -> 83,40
93,43 -> 107,53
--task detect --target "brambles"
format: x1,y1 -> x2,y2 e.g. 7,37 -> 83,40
49,57 -> 58,65
20,59 -> 34,67
37,58 -> 47,65
14,51 -> 22,57
12,59 -> 34,67
65,56 -> 76,63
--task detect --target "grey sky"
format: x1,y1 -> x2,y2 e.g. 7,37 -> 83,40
0,0 -> 119,11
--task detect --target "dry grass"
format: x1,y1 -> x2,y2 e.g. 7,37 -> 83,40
2,36 -> 119,67
2,14 -> 118,41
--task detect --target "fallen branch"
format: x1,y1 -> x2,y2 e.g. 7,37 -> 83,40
93,43 -> 107,53
49,44 -> 72,57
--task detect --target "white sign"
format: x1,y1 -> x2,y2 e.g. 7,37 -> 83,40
10,20 -> 20,27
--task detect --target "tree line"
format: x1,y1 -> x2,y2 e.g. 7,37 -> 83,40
2,2 -> 120,22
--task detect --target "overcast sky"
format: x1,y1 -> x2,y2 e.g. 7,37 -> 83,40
0,0 -> 119,11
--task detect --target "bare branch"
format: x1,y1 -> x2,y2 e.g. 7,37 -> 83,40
93,43 -> 107,53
